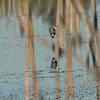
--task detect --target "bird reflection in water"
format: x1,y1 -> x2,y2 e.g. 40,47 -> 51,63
49,26 -> 58,38
40,92 -> 44,100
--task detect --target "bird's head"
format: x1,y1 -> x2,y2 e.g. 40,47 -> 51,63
54,26 -> 58,29
52,58 -> 56,62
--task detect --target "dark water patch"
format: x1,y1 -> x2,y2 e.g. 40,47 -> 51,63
38,76 -> 55,79
49,70 -> 66,73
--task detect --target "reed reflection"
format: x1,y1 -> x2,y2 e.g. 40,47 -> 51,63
23,1 -> 40,100
72,3 -> 80,51
54,0 -> 61,99
94,67 -> 100,100
13,0 -> 25,35
65,0 -> 75,100
72,0 -> 99,68
8,0 -> 11,20
91,0 -> 100,65
91,0 -> 97,30
72,2 -> 100,100
2,0 -> 6,33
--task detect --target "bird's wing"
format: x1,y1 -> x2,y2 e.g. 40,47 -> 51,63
53,28 -> 55,32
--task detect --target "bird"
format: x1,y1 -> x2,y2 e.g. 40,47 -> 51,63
49,26 -> 58,38
51,58 -> 59,69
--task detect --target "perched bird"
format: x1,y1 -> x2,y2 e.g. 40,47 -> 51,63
49,26 -> 58,38
51,58 -> 59,69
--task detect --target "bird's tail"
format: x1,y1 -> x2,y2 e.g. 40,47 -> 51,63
56,66 -> 59,69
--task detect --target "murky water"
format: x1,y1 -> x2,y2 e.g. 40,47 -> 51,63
0,0 -> 100,100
